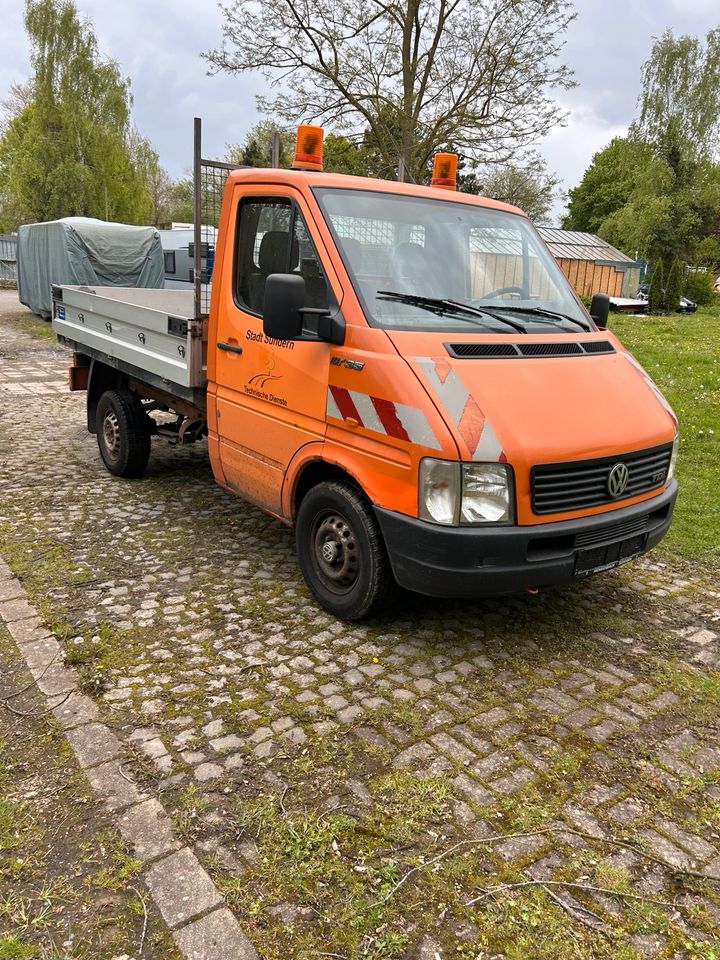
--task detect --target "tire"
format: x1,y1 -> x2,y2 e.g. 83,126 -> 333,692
295,480 -> 396,620
96,389 -> 151,478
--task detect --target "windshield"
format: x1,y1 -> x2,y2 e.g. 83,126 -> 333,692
314,187 -> 591,333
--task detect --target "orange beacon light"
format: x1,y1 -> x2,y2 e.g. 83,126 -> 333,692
431,153 -> 458,190
292,125 -> 324,171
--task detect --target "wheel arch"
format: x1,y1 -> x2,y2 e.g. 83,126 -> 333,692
283,445 -> 370,523
87,359 -> 126,434
292,458 -> 366,520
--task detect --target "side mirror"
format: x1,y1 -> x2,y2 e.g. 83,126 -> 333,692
589,292 -> 610,329
263,272 -> 346,345
263,273 -> 305,341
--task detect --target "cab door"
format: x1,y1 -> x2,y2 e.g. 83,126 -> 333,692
213,189 -> 336,515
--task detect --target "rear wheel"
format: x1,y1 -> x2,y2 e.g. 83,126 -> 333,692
296,481 -> 395,620
96,389 -> 151,478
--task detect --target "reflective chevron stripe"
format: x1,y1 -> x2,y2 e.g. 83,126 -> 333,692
327,386 -> 442,449
415,357 -> 504,462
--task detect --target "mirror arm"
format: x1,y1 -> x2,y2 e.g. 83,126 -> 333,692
300,307 -> 346,345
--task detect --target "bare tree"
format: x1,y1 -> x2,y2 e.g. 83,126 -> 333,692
205,0 -> 576,181
474,151 -> 561,223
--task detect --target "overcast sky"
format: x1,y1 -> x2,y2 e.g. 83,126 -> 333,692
1,0 -> 718,224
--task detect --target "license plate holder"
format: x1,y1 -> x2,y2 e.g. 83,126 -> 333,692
574,534 -> 647,578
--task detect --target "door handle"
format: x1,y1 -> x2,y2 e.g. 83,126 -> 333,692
217,341 -> 243,355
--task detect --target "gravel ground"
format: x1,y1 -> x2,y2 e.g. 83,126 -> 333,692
1,292 -> 719,959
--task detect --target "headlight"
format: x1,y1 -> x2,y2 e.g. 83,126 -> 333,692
419,459 -> 459,525
667,433 -> 679,482
461,464 -> 513,524
419,459 -> 514,525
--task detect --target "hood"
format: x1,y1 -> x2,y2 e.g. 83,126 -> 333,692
388,331 -> 677,465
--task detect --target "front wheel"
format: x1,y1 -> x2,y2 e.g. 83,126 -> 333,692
96,389 -> 151,478
295,481 -> 395,620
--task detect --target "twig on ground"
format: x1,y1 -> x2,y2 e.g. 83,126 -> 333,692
377,823 -> 718,907
465,878 -> 679,910
2,689 -> 71,718
537,881 -> 606,929
376,829 -> 553,904
561,826 -> 715,884
0,648 -> 62,702
131,885 -> 149,957
118,762 -> 137,784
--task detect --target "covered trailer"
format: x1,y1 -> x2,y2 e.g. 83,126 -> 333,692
17,217 -> 164,318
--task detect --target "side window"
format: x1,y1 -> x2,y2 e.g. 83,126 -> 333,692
164,251 -> 176,274
236,200 -> 291,314
293,214 -> 328,309
235,199 -> 329,314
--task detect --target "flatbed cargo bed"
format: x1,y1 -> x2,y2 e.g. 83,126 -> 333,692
52,285 -> 206,396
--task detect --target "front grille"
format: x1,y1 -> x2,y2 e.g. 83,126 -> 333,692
445,340 -> 616,359
532,443 -> 672,515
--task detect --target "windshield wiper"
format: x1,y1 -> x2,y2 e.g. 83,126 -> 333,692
377,291 -> 528,334
475,303 -> 591,332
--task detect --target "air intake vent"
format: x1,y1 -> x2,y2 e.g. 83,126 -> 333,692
445,340 -> 617,359
582,340 -> 614,354
519,342 -> 583,357
446,342 -> 519,358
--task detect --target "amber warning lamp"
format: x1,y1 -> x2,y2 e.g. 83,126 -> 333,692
431,152 -> 458,190
292,124 -> 324,171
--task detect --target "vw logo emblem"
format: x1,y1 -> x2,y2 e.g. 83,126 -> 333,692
607,462 -> 629,498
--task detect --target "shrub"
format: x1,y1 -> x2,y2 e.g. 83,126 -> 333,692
648,260 -> 665,314
683,270 -> 716,305
665,256 -> 683,312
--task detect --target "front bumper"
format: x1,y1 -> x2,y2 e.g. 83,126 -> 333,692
375,481 -> 677,598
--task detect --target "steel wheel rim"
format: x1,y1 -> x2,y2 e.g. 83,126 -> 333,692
312,511 -> 359,593
102,410 -> 121,462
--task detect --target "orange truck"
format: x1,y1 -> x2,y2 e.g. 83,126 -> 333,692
52,127 -> 678,619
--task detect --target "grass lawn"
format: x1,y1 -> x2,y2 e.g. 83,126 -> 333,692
611,300 -> 720,570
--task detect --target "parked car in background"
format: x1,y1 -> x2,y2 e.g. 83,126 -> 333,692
636,288 -> 697,313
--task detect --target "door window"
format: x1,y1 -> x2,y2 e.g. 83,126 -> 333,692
235,199 -> 328,314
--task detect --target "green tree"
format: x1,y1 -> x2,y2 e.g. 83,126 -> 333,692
665,255 -> 683,311
632,29 -> 720,162
0,0 -> 151,230
205,0 -> 576,183
563,138 -> 651,233
226,120 -> 294,168
128,126 -> 174,226
648,260 -> 665,314
563,31 -> 720,268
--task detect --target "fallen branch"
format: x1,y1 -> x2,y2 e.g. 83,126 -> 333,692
538,881 -> 606,930
466,878 -> 679,910
0,648 -> 62,702
377,823 -> 717,907
1,689 -> 71,718
377,829 -> 554,904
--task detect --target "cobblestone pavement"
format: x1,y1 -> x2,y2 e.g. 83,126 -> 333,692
1,300 -> 720,959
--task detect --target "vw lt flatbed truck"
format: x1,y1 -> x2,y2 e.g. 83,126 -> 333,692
52,127 -> 678,619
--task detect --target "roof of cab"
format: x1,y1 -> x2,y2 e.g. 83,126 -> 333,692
224,167 -> 528,219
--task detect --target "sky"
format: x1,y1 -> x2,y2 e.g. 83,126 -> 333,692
1,0 -> 718,225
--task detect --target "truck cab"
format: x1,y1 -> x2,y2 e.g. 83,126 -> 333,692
54,130 -> 678,620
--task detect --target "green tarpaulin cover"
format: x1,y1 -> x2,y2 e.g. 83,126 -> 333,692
17,217 -> 164,318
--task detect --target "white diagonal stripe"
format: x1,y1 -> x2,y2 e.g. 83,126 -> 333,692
473,421 -> 503,461
394,403 -> 442,449
415,358 -> 468,425
348,391 -> 386,435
